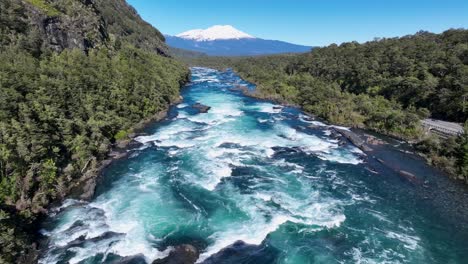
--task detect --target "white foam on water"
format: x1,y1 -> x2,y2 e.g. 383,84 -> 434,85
348,247 -> 380,264
366,209 -> 392,223
298,114 -> 319,124
200,162 -> 232,191
198,189 -> 347,262
331,125 -> 351,131
136,119 -> 197,143
41,67 -> 368,264
275,159 -> 305,174
254,192 -> 273,201
176,111 -> 189,119
318,150 -> 363,165
197,214 -> 291,262
246,102 -> 282,114
385,231 -> 421,251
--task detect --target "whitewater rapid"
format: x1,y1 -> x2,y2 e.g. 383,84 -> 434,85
39,67 -> 467,264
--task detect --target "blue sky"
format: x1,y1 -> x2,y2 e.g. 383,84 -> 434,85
127,0 -> 468,46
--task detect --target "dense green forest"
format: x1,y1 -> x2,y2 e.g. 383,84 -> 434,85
184,29 -> 468,182
1,0 -> 468,261
0,0 -> 188,262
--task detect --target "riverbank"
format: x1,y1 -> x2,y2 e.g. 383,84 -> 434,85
229,67 -> 467,183
68,96 -> 184,202
31,94 -> 189,263
220,66 -> 468,231
227,68 -> 468,229
38,67 -> 468,264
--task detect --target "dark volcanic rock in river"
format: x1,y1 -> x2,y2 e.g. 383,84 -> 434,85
202,240 -> 277,264
153,244 -> 199,264
192,103 -> 211,113
333,128 -> 372,152
218,142 -> 243,149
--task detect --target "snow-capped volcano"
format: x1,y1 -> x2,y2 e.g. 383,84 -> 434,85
176,25 -> 254,41
166,25 -> 312,56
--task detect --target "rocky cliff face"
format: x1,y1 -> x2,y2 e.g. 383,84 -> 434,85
23,0 -> 108,52
2,0 -> 169,55
93,0 -> 169,55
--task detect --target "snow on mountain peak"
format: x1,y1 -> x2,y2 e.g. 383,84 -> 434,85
176,25 -> 255,41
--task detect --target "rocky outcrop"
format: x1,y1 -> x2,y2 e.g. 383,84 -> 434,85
192,103 -> 211,113
22,0 -> 108,53
333,128 -> 372,152
152,244 -> 199,264
398,170 -> 423,185
92,0 -> 169,55
12,0 -> 169,55
202,241 -> 276,264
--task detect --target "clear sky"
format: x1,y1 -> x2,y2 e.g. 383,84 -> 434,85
127,0 -> 468,46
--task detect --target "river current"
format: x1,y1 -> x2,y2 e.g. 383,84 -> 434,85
40,67 -> 468,264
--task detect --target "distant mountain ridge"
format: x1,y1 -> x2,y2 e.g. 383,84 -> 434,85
166,25 -> 312,56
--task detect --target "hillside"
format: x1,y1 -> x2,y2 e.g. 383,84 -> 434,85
0,0 -> 189,262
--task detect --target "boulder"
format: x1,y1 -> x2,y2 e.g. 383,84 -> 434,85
127,140 -> 144,149
202,240 -> 276,264
329,130 -> 342,139
108,151 -> 126,159
365,135 -> 386,146
152,244 -> 199,264
192,103 -> 211,113
398,170 -> 422,185
334,128 -> 372,152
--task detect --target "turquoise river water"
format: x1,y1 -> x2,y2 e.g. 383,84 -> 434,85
39,67 -> 468,264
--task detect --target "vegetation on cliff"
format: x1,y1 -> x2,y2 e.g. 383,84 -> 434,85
0,0 -> 188,262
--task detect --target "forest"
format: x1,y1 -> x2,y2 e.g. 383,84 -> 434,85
0,0 -> 188,262
183,29 -> 468,183
1,0 -> 468,262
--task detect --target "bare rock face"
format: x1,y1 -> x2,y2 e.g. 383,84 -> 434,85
152,244 -> 199,264
202,240 -> 277,264
23,0 -> 108,53
333,128 -> 372,152
17,0 -> 169,55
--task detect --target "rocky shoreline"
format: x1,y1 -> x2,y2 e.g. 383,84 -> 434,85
37,96 -> 224,264
38,73 -> 468,264
32,95 -> 185,263
232,78 -> 468,230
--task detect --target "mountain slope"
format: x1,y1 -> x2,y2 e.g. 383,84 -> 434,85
166,25 -> 312,56
0,1 -> 188,262
93,0 -> 169,55
166,36 -> 312,56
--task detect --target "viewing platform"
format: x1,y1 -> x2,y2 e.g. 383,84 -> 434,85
422,119 -> 464,137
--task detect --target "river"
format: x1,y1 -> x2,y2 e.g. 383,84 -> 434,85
39,67 -> 468,264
